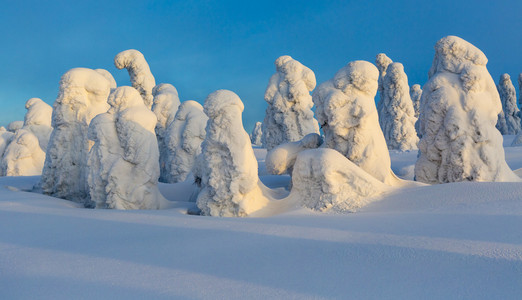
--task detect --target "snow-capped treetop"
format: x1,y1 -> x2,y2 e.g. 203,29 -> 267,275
151,83 -> 180,131
375,53 -> 393,94
410,84 -> 422,118
496,73 -> 521,135
0,127 -> 5,132
24,98 -> 52,127
0,129 -> 45,176
94,69 -> 117,89
108,86 -> 156,134
114,49 -> 156,109
250,122 -> 263,146
7,121 -> 23,132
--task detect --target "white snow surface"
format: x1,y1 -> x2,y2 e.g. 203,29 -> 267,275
2,135 -> 522,299
415,36 -> 520,183
196,90 -> 269,217
265,133 -> 322,175
151,83 -> 181,182
40,68 -> 111,203
496,74 -> 520,135
380,62 -> 419,150
114,49 -> 156,109
164,100 -> 207,183
7,120 -> 23,132
250,121 -> 263,146
262,55 -> 320,151
22,98 -> 53,151
313,60 -> 402,186
410,84 -> 422,118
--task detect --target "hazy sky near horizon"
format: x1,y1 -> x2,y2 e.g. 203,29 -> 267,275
1,0 -> 521,131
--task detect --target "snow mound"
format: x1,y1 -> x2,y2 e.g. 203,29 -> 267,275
41,68 -> 111,203
262,55 -> 320,150
114,49 -> 156,108
415,36 -> 520,183
196,90 -> 268,217
0,129 -> 45,176
151,83 -> 181,182
164,100 -> 208,183
7,121 -> 23,132
250,121 -> 263,146
23,98 -> 53,151
313,60 -> 401,186
265,133 -> 322,175
290,148 -> 390,212
496,74 -> 520,135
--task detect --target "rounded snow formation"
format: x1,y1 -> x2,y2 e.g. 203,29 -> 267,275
313,60 -> 401,186
197,90 -> 268,217
265,133 -> 323,175
7,121 -> 23,132
114,49 -> 156,109
250,121 -> 263,146
94,69 -> 117,89
415,36 -> 520,183
290,148 -> 390,212
151,84 -> 181,182
0,129 -> 15,164
262,55 -> 320,151
0,129 -> 45,176
23,98 -> 53,151
380,62 -> 419,151
410,84 -> 423,118
41,68 -> 112,203
164,100 -> 208,183
91,86 -> 166,209
495,74 -> 520,135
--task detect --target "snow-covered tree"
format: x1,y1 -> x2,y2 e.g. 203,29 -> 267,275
518,73 -> 522,108
250,122 -> 263,146
98,86 -> 167,209
151,83 -> 180,182
265,133 -> 322,176
375,53 -> 393,125
164,100 -> 207,183
40,68 -> 111,204
415,36 -> 520,183
410,84 -> 422,118
0,128 -> 14,167
495,74 -> 520,135
380,62 -> 419,151
114,49 -> 156,109
22,98 -> 52,151
196,90 -> 268,217
7,121 -> 23,132
262,55 -> 319,151
0,129 -> 45,176
312,60 -> 401,186
94,69 -> 117,90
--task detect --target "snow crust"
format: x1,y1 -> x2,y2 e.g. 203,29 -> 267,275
23,98 -> 53,151
495,74 -> 520,135
415,36 -> 520,183
265,133 -> 322,175
164,100 -> 207,183
151,83 -> 181,182
313,60 -> 401,185
196,90 -> 268,217
0,129 -> 45,176
250,121 -> 263,146
40,68 -> 111,203
7,120 -> 23,132
262,55 -> 319,151
114,49 -> 156,108
380,62 -> 419,150
410,84 -> 422,118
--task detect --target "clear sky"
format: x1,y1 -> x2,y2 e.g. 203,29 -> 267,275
1,0 -> 521,132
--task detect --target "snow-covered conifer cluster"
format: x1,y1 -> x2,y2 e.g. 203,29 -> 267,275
114,49 -> 156,108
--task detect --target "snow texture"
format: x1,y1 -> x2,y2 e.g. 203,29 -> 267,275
495,74 -> 520,135
94,69 -> 117,90
375,53 -> 393,123
7,121 -> 23,132
290,148 -> 390,212
380,62 -> 419,150
151,83 -> 181,182
114,50 -> 156,109
313,60 -> 401,185
196,90 -> 268,217
265,133 -> 322,175
164,100 -> 207,183
415,36 -> 520,183
0,128 -> 14,162
40,68 -> 111,203
519,73 -> 522,108
0,129 -> 45,176
22,98 -> 53,151
250,121 -> 263,146
262,55 -> 319,151
410,84 -> 423,118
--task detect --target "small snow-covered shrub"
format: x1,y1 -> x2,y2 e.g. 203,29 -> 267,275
114,49 -> 156,108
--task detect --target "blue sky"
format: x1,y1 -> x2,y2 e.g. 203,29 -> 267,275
1,0 -> 521,131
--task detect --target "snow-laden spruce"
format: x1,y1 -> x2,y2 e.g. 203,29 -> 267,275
0,128 -> 14,161
495,74 -> 520,135
164,100 -> 207,183
0,129 -> 45,176
290,148 -> 390,212
313,60 -> 401,186
7,121 -> 23,132
518,73 -> 522,108
23,98 -> 53,151
410,84 -> 422,118
375,53 -> 393,124
380,62 -> 419,150
196,90 -> 268,217
151,83 -> 180,182
40,68 -> 111,203
415,36 -> 520,183
250,122 -> 263,146
262,55 -> 319,151
92,86 -> 167,209
265,133 -> 322,175
114,49 -> 156,108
